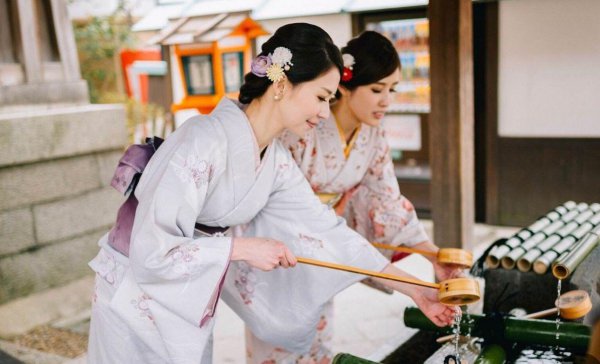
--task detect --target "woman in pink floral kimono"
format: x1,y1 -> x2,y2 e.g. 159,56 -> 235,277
243,31 -> 464,363
88,24 -> 455,364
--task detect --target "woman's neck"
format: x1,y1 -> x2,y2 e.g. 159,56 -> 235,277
244,98 -> 283,151
332,101 -> 361,142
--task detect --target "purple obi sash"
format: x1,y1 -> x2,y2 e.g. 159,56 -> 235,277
107,137 -> 227,257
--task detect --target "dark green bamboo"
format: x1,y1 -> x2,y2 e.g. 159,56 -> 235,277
473,344 -> 506,364
404,307 -> 591,349
332,353 -> 379,364
504,317 -> 590,348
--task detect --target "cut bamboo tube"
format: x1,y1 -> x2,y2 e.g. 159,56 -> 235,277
500,220 -> 565,269
296,257 -> 480,305
516,219 -> 583,272
486,202 -> 581,270
552,227 -> 600,279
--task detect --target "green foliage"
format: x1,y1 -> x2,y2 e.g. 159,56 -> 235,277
73,5 -> 136,103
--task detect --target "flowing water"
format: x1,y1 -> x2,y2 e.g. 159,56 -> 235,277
463,305 -> 475,342
452,306 -> 463,363
555,279 -> 562,343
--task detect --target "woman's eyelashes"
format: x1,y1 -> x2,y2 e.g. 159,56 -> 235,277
371,87 -> 398,94
319,95 -> 335,103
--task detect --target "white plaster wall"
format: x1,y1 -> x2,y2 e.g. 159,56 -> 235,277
498,0 -> 600,138
257,14 -> 353,49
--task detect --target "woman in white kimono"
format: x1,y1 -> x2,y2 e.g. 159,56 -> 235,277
242,31 -> 464,363
87,24 -> 455,364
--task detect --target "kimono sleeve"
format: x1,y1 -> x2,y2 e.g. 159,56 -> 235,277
356,127 -> 429,247
128,122 -> 232,327
267,143 -> 389,273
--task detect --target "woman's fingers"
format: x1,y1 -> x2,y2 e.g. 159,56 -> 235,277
284,247 -> 297,267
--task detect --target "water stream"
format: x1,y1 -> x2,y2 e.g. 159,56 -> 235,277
452,306 -> 463,363
555,279 -> 562,343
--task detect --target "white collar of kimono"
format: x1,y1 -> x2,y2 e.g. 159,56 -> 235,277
195,98 -> 276,226
212,98 -> 271,173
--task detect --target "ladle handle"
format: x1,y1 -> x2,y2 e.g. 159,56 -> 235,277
523,307 -> 558,319
296,257 -> 440,289
436,333 -> 464,344
371,242 -> 438,257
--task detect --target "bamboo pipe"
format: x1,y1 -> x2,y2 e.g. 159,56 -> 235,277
473,344 -> 506,364
433,292 -> 589,342
533,222 -> 594,274
501,220 -> 565,269
370,243 -> 473,268
501,206 -> 597,271
332,353 -> 378,364
552,227 -> 600,279
296,257 -> 480,305
435,292 -> 590,342
485,202 -> 580,269
404,307 -> 591,349
516,220 -> 580,272
435,296 -> 585,344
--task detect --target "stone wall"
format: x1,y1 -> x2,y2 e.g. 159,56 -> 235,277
0,104 -> 127,304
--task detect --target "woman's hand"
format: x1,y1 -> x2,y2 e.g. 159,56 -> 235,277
433,262 -> 465,281
374,263 -> 456,327
412,287 -> 457,327
408,241 -> 465,281
231,237 -> 297,271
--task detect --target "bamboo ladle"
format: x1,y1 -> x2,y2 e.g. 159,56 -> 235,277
523,290 -> 592,320
371,243 -> 474,269
296,257 -> 480,305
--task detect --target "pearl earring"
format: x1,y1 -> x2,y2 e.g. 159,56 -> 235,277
274,94 -> 281,101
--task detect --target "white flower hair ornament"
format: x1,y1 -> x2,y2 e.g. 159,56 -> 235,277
250,47 -> 294,83
341,53 -> 355,82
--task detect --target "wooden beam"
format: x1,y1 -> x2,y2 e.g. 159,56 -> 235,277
17,0 -> 43,83
428,0 -> 475,249
50,0 -> 82,81
482,3 -> 500,224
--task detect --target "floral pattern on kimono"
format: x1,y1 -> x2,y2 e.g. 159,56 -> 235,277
247,115 -> 430,360
88,98 -> 280,364
221,139 -> 389,354
246,301 -> 334,364
234,261 -> 258,305
279,115 -> 429,259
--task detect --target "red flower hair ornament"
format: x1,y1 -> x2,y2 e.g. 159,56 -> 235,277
341,53 -> 355,82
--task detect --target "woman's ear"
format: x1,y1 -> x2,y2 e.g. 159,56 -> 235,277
337,84 -> 350,98
273,76 -> 287,101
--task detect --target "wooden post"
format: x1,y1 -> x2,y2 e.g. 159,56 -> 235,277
428,0 -> 475,249
17,0 -> 43,83
50,0 -> 82,81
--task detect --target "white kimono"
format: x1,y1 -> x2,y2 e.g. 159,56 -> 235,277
87,98 -> 388,364
240,115 -> 430,363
